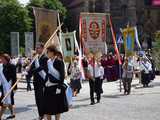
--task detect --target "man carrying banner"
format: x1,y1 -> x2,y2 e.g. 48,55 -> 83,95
27,43 -> 48,120
0,53 -> 17,120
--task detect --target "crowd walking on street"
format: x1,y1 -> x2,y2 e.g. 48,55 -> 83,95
0,42 -> 156,120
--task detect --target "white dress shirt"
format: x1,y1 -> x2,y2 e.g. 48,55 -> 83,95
140,61 -> 152,74
88,63 -> 104,78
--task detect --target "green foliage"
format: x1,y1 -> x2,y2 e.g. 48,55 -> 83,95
20,47 -> 25,56
0,0 -> 67,54
152,31 -> 160,70
27,0 -> 67,17
0,0 -> 32,53
26,0 -> 67,34
27,0 -> 44,8
154,31 -> 160,49
43,0 -> 67,16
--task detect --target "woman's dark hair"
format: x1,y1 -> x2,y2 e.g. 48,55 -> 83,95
0,52 -> 3,57
56,51 -> 63,59
47,44 -> 59,54
2,53 -> 11,63
36,42 -> 44,48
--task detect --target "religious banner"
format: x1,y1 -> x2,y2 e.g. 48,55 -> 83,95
33,7 -> 57,43
80,12 -> 106,54
50,33 -> 61,51
122,27 -> 135,56
10,32 -> 19,57
61,31 -> 75,58
25,32 -> 34,57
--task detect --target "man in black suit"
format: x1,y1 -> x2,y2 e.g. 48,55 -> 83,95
27,43 -> 48,120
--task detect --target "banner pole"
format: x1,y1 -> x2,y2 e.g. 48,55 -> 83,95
118,44 -> 122,92
109,15 -> 122,92
1,24 -> 63,103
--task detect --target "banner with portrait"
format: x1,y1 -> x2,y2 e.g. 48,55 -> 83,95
33,7 -> 57,44
61,32 -> 75,59
80,12 -> 106,54
122,27 -> 135,57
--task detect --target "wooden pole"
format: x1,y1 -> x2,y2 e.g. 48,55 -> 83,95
109,15 -> 123,92
118,44 -> 122,92
40,23 -> 63,56
28,23 -> 63,66
1,78 -> 21,103
1,24 -> 63,103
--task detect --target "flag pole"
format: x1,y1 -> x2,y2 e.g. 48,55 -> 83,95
1,24 -> 63,103
109,15 -> 122,92
57,12 -> 69,80
30,23 -> 63,66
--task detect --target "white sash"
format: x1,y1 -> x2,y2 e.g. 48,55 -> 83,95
47,59 -> 60,80
35,57 -> 46,80
0,64 -> 12,105
45,59 -> 60,87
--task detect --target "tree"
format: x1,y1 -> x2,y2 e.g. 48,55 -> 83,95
42,0 -> 67,16
26,0 -> 67,45
26,0 -> 67,27
152,31 -> 160,71
0,0 -> 32,53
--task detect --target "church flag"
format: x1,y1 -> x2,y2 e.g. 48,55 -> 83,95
61,32 -> 75,59
80,12 -> 106,54
122,27 -> 135,56
33,7 -> 57,44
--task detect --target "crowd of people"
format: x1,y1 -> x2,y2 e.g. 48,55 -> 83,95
0,43 -> 69,120
0,42 -> 156,120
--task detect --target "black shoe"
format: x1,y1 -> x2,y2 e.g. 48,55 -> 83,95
127,92 -> 130,95
97,100 -> 100,103
6,115 -> 15,119
90,101 -> 95,105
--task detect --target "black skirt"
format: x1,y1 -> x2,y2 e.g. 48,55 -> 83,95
70,79 -> 82,90
141,72 -> 150,85
43,85 -> 69,115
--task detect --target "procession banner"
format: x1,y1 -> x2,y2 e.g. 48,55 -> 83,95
61,32 -> 75,60
122,27 -> 135,57
10,32 -> 19,57
33,7 -> 57,44
80,12 -> 106,54
25,32 -> 34,57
